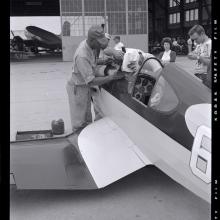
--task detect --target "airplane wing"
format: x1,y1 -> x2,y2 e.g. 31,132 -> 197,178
78,117 -> 152,188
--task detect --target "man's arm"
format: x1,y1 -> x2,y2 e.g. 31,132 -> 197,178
187,51 -> 199,60
96,57 -> 114,65
187,45 -> 199,60
198,56 -> 211,66
187,39 -> 192,54
96,58 -> 107,65
76,56 -> 124,86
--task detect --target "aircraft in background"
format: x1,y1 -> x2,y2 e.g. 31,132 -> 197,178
10,25 -> 62,56
10,56 -> 211,203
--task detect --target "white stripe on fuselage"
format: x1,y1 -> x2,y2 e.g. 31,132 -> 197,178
96,88 -> 211,203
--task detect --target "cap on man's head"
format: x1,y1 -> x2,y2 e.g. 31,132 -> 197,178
88,25 -> 109,47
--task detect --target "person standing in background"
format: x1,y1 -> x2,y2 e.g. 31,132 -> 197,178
113,36 -> 125,51
187,25 -> 211,81
172,37 -> 181,52
158,37 -> 176,65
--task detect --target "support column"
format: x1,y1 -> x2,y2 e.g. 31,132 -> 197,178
179,0 -> 185,37
126,0 -> 129,35
152,0 -> 156,41
104,0 -> 107,32
202,0 -> 211,25
164,1 -> 168,35
59,0 -> 64,61
146,0 -> 149,51
198,0 -> 203,24
82,0 -> 85,37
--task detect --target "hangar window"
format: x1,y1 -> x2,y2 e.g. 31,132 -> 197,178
107,0 -> 126,35
169,13 -> 180,24
149,75 -> 179,113
185,10 -> 190,21
128,0 -> 147,11
61,0 -> 82,13
185,0 -> 197,3
185,9 -> 199,22
169,0 -> 180,7
84,0 -> 104,12
60,0 -> 148,36
128,0 -> 148,34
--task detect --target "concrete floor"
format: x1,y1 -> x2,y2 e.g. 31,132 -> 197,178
10,56 -> 210,220
10,166 -> 210,220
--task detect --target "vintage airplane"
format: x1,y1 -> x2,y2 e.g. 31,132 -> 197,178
10,53 -> 211,203
10,26 -> 62,54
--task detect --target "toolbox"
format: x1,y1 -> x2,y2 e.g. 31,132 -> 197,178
16,130 -> 53,141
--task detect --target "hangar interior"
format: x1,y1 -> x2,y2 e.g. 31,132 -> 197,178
10,0 -> 211,61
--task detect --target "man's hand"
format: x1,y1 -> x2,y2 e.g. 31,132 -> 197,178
188,52 -> 198,60
110,71 -> 125,80
104,57 -> 114,65
198,56 -> 211,66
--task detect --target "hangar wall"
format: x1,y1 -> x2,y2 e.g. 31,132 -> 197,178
62,35 -> 148,61
59,0 -> 148,61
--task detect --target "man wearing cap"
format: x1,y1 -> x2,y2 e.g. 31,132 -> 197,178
113,36 -> 125,51
96,33 -> 113,64
66,25 -> 123,133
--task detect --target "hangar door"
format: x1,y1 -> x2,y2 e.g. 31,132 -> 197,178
60,0 -> 148,61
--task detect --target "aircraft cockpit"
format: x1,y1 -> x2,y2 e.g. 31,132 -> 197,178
131,57 -> 179,113
131,57 -> 161,106
102,54 -> 180,115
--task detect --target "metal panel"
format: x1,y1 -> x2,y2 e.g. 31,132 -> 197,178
10,137 -> 97,189
78,117 -> 151,188
97,88 -> 211,202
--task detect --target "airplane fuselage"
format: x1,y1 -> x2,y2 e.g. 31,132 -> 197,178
96,63 -> 211,202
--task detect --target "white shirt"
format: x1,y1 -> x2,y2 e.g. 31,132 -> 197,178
121,48 -> 156,72
161,50 -> 171,63
122,48 -> 143,72
114,42 -> 124,51
193,38 -> 212,74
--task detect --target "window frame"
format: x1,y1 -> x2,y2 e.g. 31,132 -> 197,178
169,0 -> 180,8
169,13 -> 181,24
185,8 -> 199,22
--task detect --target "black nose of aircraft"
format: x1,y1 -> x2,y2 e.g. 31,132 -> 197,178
26,26 -> 61,48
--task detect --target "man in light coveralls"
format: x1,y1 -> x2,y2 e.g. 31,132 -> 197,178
66,25 -> 124,133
